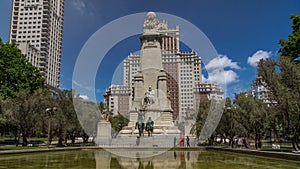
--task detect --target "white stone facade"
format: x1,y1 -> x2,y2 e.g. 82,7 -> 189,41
123,53 -> 141,88
248,76 -> 276,107
104,85 -> 131,117
16,42 -> 41,68
9,0 -> 64,88
177,52 -> 202,122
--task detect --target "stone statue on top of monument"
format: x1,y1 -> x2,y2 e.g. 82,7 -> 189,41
143,12 -> 168,33
143,12 -> 159,33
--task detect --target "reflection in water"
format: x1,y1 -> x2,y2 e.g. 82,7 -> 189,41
110,158 -> 122,169
0,149 -> 300,169
95,150 -> 300,169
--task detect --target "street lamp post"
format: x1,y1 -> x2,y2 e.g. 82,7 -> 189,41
227,107 -> 234,148
45,107 -> 57,147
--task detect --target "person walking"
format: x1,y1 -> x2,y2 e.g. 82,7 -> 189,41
186,136 -> 190,147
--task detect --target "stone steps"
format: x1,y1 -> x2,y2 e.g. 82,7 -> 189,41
111,134 -> 179,147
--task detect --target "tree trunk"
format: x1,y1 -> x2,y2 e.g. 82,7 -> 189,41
64,134 -> 68,145
16,133 -> 21,147
22,132 -> 28,146
228,136 -> 234,148
296,133 -> 300,150
230,136 -> 235,148
82,134 -> 89,143
208,135 -> 214,146
255,134 -> 258,149
291,133 -> 299,151
71,135 -> 76,144
243,137 -> 249,148
229,138 -> 234,148
14,133 -> 18,142
258,136 -> 262,149
68,131 -> 76,144
57,129 -> 64,147
57,136 -> 63,147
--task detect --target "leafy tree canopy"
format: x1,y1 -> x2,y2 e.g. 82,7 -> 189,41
279,15 -> 300,62
258,15 -> 300,150
0,39 -> 45,98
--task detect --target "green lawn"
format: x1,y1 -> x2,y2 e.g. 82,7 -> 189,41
0,146 -> 41,151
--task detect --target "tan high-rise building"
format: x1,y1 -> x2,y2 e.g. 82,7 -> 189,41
9,0 -> 64,87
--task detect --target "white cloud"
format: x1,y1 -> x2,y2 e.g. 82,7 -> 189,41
206,55 -> 240,71
79,95 -> 89,100
203,55 -> 240,85
247,50 -> 272,67
71,0 -> 86,15
206,69 -> 239,85
72,80 -> 93,91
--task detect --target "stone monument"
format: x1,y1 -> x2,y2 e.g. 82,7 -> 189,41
115,12 -> 181,146
95,109 -> 112,146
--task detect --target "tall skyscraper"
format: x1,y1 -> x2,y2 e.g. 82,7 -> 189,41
9,0 -> 64,87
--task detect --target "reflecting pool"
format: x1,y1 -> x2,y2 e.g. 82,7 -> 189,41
0,149 -> 299,169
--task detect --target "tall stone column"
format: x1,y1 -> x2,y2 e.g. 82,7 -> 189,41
157,70 -> 172,112
129,71 -> 144,126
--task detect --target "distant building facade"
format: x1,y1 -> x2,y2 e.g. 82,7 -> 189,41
9,0 -> 64,87
248,76 -> 276,107
104,85 -> 131,117
16,42 -> 41,68
193,82 -> 224,112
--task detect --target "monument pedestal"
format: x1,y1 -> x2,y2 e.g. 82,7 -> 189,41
95,120 -> 112,146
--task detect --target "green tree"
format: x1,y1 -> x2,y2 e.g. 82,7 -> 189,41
109,112 -> 129,136
0,40 -> 45,98
190,100 -> 211,142
234,93 -> 268,149
279,15 -> 300,62
3,89 -> 52,146
257,15 -> 300,151
214,98 -> 241,147
51,89 -> 83,146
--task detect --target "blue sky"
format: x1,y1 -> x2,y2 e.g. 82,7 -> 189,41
0,0 -> 299,101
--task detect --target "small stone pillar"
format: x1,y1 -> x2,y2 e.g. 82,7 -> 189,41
95,120 -> 112,146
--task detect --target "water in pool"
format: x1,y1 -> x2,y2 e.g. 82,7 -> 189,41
0,149 -> 299,169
